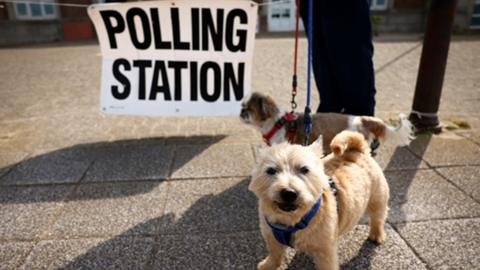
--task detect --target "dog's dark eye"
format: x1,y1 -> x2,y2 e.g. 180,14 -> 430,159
299,166 -> 309,175
266,167 -> 277,175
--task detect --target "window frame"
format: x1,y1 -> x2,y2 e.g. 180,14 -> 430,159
370,0 -> 388,11
13,0 -> 58,21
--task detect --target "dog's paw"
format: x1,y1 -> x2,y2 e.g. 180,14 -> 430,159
258,257 -> 279,270
368,230 -> 386,245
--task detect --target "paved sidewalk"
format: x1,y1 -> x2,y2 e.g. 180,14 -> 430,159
1,36 -> 479,269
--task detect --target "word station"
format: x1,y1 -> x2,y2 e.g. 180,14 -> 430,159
100,7 -> 249,102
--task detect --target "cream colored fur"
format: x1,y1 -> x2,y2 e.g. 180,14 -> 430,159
249,131 -> 390,270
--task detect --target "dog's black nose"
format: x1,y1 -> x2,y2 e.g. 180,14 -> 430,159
240,108 -> 248,119
280,189 -> 298,203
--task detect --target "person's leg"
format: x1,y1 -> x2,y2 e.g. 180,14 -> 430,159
300,0 -> 343,113
320,0 -> 376,116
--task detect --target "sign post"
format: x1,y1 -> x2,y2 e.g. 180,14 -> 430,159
409,0 -> 458,133
88,0 -> 258,116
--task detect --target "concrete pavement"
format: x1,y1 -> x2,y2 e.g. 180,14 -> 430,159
0,35 -> 479,269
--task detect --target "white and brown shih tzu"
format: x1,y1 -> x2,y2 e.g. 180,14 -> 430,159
240,92 -> 414,154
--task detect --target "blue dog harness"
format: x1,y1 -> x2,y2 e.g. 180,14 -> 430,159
266,179 -> 338,247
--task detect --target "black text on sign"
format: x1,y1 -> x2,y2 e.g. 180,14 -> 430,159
100,7 -> 248,102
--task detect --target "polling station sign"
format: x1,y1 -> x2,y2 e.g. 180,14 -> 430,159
88,0 -> 257,116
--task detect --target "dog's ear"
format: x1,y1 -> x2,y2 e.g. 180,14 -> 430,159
241,92 -> 251,103
257,95 -> 279,120
309,135 -> 324,156
249,145 -> 267,193
248,176 -> 256,192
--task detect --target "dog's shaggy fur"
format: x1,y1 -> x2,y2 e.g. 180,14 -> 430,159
249,131 -> 390,270
240,92 -> 414,152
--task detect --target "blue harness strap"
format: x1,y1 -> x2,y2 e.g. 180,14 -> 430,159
266,178 -> 339,247
266,197 -> 322,247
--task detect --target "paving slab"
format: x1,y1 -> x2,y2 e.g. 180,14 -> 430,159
458,131 -> 480,145
20,236 -> 154,270
83,145 -> 174,182
10,115 -> 111,153
0,151 -> 28,180
375,144 -> 427,171
158,178 -> 257,235
442,116 -> 480,133
0,185 -> 73,240
170,143 -> 254,179
47,181 -> 168,238
396,218 -> 480,270
386,169 -> 480,224
162,135 -> 228,145
339,224 -> 426,270
409,133 -> 480,167
286,224 -> 427,270
153,224 -> 426,270
163,133 -> 260,146
435,166 -> 480,202
0,120 -> 41,153
153,231 -> 265,270
0,241 -> 34,270
1,148 -> 92,185
0,45 -> 100,122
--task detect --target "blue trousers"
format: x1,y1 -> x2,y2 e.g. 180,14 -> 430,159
301,0 -> 376,116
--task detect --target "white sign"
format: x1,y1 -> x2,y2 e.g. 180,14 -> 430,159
88,0 -> 257,116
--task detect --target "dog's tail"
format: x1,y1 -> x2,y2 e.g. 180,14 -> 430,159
330,130 -> 370,160
360,114 -> 415,147
383,114 -> 415,146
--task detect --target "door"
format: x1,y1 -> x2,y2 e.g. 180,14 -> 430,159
471,0 -> 480,29
267,0 -> 296,32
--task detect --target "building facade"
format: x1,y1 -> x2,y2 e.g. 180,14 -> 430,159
0,0 -> 95,46
257,0 -> 480,33
0,0 -> 478,47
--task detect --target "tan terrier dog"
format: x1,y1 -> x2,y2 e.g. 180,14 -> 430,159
249,131 -> 390,270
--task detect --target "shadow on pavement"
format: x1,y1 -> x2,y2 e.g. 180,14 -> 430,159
13,135 -> 433,269
326,134 -> 432,270
386,134 -> 432,229
55,178 -> 264,270
340,241 -> 381,270
0,135 -> 225,203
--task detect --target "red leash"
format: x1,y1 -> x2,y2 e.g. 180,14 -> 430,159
264,1 -> 302,147
290,0 -> 301,112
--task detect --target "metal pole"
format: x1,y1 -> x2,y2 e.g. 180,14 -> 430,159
409,0 -> 458,133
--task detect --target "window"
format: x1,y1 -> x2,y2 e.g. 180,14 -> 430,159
471,0 -> 480,29
370,0 -> 388,11
271,8 -> 290,18
14,0 -> 58,20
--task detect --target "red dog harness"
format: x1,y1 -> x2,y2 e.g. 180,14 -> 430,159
263,113 -> 298,146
